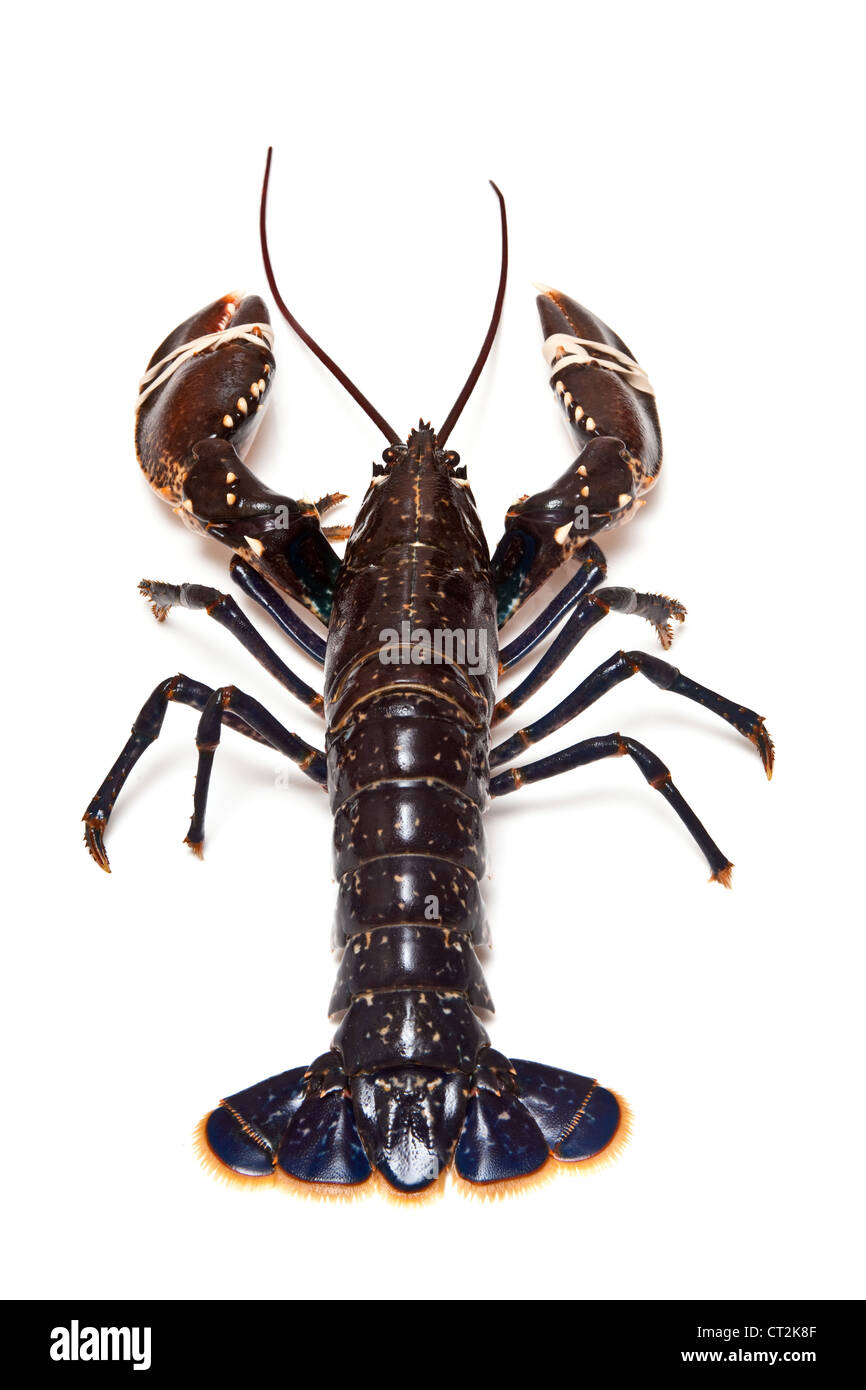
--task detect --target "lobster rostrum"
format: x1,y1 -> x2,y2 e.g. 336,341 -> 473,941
83,152 -> 772,1200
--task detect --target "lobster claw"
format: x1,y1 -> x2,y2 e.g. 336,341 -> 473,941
136,292 -> 276,496
536,286 -> 661,491
491,288 -> 663,622
135,292 -> 340,623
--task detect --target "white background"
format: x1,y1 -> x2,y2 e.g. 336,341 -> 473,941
2,2 -> 863,1301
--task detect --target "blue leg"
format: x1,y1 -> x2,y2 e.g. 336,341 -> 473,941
139,579 -> 325,712
230,556 -> 327,665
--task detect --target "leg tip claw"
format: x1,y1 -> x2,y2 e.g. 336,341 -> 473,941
184,836 -> 205,860
652,596 -> 686,650
710,861 -> 734,889
138,580 -> 170,622
83,818 -> 111,873
751,721 -> 775,779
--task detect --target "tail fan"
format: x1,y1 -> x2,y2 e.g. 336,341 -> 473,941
197,1049 -> 629,1200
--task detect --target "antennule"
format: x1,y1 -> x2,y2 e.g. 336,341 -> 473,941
438,180 -> 509,448
259,148 -> 401,446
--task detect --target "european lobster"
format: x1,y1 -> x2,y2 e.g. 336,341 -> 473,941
83,152 -> 772,1200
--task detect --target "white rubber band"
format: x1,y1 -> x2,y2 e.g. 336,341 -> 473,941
137,323 -> 275,408
542,331 -> 654,396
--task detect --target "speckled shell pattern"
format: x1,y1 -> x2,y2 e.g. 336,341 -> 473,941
324,429 -> 499,1081
135,293 -> 276,509
538,288 -> 661,487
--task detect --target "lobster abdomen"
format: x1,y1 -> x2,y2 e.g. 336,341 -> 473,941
318,441 -> 500,1191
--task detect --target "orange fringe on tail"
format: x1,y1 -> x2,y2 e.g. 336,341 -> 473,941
452,1089 -> 633,1201
195,1092 -> 633,1203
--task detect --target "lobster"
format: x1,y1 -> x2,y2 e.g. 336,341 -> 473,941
82,151 -> 772,1200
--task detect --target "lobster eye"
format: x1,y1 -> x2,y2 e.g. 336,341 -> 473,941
382,447 -> 397,465
444,451 -> 460,469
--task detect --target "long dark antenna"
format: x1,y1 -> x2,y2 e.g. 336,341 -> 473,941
437,181 -> 508,447
260,148 -> 401,446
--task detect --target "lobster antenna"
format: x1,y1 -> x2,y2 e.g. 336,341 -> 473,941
437,180 -> 509,448
260,148 -> 401,446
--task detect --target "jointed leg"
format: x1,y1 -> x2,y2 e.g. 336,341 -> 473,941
498,548 -> 606,671
229,557 -> 327,666
491,649 -> 773,776
490,731 -> 733,885
496,595 -> 610,720
139,580 -> 325,713
593,587 -> 686,652
496,589 -> 686,717
185,685 -> 327,854
83,673 -> 325,872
